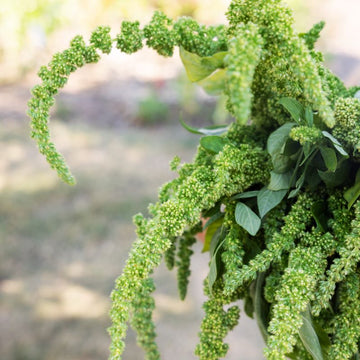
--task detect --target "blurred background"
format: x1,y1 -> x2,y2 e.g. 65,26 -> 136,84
0,1 -> 359,359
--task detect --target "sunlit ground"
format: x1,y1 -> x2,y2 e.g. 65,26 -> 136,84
1,1 -> 360,359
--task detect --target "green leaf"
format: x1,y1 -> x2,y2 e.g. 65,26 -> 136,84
208,255 -> 218,292
235,202 -> 261,236
283,138 -> 300,156
295,169 -> 306,187
303,142 -> 312,159
197,69 -> 226,95
267,123 -> 296,156
179,47 -> 227,82
305,167 -> 322,190
180,117 -> 229,136
318,170 -> 335,187
313,321 -> 331,355
318,160 -> 351,187
288,167 -> 307,198
288,187 -> 300,199
202,218 -> 223,253
344,169 -> 360,209
201,51 -> 228,69
244,295 -> 254,319
288,183 -> 303,199
257,187 -> 287,218
267,123 -> 297,173
305,106 -> 314,127
299,307 -> 324,360
279,97 -> 305,124
200,135 -> 230,154
231,190 -> 259,200
322,131 -> 348,157
320,147 -> 337,172
268,170 -> 292,191
203,212 -> 224,231
300,146 -> 316,166
208,237 -> 226,293
209,227 -> 224,257
311,201 -> 328,232
271,153 -> 293,173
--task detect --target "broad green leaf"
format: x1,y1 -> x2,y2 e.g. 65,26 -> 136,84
268,171 -> 292,191
208,238 -> 226,292
318,160 -> 351,187
311,201 -> 328,232
244,295 -> 254,319
299,307 -> 324,360
305,106 -> 314,127
322,131 -> 348,157
288,187 -> 301,199
203,212 -> 224,231
296,169 -> 306,188
202,218 -> 223,253
344,169 -> 360,209
313,321 -> 331,355
300,147 -> 317,166
197,69 -> 226,95
235,202 -> 261,236
200,135 -> 230,154
180,117 -> 229,136
201,51 -> 228,69
180,47 -> 227,82
208,255 -> 218,291
210,227 -> 224,257
288,168 -> 306,198
283,138 -> 300,156
257,187 -> 287,218
231,190 -> 259,200
303,143 -> 312,159
318,170 -> 337,187
288,184 -> 302,199
306,167 -> 322,190
279,97 -> 305,124
271,153 -> 292,173
180,47 -> 211,82
267,123 -> 296,156
320,147 -> 337,172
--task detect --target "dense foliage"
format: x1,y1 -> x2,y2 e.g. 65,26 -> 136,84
28,0 -> 360,359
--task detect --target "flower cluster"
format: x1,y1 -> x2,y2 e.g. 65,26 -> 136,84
195,280 -> 240,360
224,22 -> 263,124
129,278 -> 160,360
289,126 -> 323,145
28,0 -> 360,359
333,97 -> 360,156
